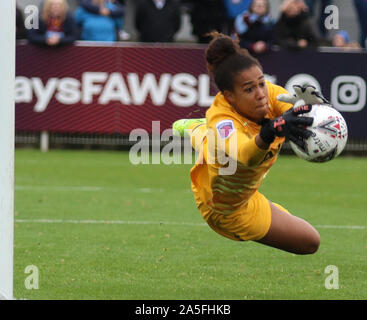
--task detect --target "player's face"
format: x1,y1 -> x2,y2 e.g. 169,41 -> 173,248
224,65 -> 269,124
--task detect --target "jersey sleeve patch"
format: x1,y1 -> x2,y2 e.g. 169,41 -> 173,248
216,119 -> 235,139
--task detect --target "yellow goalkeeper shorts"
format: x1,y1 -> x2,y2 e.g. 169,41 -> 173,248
192,186 -> 289,242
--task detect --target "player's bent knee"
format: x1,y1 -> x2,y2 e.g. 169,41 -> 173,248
304,231 -> 320,254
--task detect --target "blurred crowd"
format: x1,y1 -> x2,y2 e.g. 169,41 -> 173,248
16,0 -> 367,52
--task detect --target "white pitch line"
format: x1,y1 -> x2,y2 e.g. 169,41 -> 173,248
14,219 -> 366,229
15,185 -> 103,192
14,219 -> 207,227
14,185 -> 168,193
314,224 -> 366,230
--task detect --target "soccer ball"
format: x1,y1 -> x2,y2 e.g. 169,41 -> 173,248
290,104 -> 348,163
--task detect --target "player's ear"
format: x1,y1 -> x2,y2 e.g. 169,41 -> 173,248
223,90 -> 235,105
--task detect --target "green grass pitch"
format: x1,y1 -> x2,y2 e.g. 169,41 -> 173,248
13,149 -> 367,299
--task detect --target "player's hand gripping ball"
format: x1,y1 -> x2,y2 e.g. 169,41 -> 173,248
290,104 -> 348,163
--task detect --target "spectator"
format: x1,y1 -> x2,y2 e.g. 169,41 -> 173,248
186,0 -> 228,43
331,30 -> 361,50
77,0 -> 129,41
74,0 -> 123,41
223,0 -> 252,34
135,0 -> 181,43
234,0 -> 274,54
27,0 -> 78,46
273,0 -> 318,51
16,6 -> 26,40
304,0 -> 332,39
114,0 -> 131,40
354,0 -> 367,48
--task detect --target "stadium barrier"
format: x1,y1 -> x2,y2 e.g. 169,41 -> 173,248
16,41 -> 367,153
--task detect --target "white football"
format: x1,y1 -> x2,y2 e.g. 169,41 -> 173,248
290,104 -> 348,162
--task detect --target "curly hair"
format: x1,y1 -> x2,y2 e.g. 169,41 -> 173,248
205,31 -> 262,92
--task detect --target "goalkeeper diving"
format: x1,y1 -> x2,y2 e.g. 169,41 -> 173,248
173,32 -> 329,254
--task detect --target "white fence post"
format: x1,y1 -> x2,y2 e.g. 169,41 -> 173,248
0,0 -> 15,300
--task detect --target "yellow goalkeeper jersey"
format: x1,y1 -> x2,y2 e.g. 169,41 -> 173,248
190,81 -> 292,216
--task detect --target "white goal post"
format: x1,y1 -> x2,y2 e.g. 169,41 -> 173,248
0,0 -> 15,300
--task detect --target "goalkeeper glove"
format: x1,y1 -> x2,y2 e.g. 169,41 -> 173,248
260,104 -> 314,149
277,84 -> 330,107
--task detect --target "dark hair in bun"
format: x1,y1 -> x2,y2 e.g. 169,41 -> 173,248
205,31 -> 262,92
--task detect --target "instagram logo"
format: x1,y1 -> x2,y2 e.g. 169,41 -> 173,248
331,76 -> 366,112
